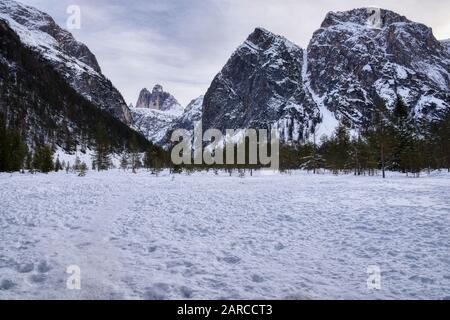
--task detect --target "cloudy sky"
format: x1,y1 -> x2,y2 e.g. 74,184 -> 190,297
19,0 -> 450,106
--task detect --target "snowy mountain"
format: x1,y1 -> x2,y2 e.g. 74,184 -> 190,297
131,95 -> 203,145
130,108 -> 180,145
199,9 -> 449,142
202,27 -> 321,142
307,8 -> 449,126
177,95 -> 204,130
0,1 -> 152,152
0,0 -> 132,124
135,10 -> 450,146
129,85 -> 185,144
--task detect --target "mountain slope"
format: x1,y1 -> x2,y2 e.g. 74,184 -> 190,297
0,0 -> 132,124
0,19 -> 152,152
441,39 -> 450,54
202,27 -> 321,143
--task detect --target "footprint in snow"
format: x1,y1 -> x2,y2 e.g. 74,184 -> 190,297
37,260 -> 51,273
28,274 -> 46,284
218,255 -> 241,264
180,286 -> 194,299
0,279 -> 15,290
16,263 -> 34,273
251,274 -> 265,283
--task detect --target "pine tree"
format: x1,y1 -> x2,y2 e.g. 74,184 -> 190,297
78,162 -> 88,177
40,146 -> 54,173
92,124 -> 112,171
0,116 -> 27,172
129,135 -> 141,173
33,146 -> 54,173
54,156 -> 63,172
365,100 -> 392,178
390,96 -> 418,175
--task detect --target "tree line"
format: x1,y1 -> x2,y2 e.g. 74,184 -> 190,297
0,116 -> 170,174
280,98 -> 450,177
1,97 -> 449,177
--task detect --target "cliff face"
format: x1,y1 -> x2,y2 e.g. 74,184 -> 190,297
201,9 -> 449,143
202,27 -> 320,142
135,85 -> 183,114
307,8 -> 449,126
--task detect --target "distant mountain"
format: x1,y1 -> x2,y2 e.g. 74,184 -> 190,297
130,108 -> 180,145
135,85 -> 183,114
129,85 -> 185,144
130,94 -> 204,146
0,0 -> 132,124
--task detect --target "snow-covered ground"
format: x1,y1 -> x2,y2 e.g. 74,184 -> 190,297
0,170 -> 449,300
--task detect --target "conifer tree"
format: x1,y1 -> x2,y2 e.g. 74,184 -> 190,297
129,135 -> 141,173
92,124 -> 112,171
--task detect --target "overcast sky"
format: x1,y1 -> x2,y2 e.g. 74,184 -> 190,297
19,0 -> 450,106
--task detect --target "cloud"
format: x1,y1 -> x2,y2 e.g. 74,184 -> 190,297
18,0 -> 450,106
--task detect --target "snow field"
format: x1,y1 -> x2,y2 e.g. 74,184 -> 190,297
0,170 -> 449,299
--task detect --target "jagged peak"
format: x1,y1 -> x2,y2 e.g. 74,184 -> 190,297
321,8 -> 412,29
153,84 -> 164,93
139,85 -> 166,95
237,26 -> 302,56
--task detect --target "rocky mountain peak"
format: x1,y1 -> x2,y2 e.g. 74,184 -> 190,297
152,84 -> 164,93
320,8 -> 411,29
240,27 -> 301,55
307,7 -> 449,126
135,85 -> 182,113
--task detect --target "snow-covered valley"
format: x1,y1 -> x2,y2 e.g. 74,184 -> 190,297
0,171 -> 449,300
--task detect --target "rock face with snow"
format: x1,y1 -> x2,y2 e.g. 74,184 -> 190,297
0,0 -> 132,124
177,95 -> 204,130
199,10 -> 450,142
307,8 -> 449,125
131,95 -> 204,146
441,39 -> 450,55
130,108 -> 180,145
202,27 -> 321,142
135,85 -> 183,114
140,10 -> 450,145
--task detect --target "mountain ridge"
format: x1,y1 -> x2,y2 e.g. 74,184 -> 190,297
0,0 -> 132,124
